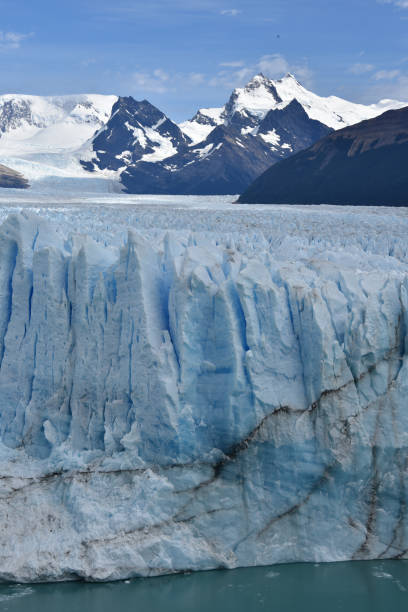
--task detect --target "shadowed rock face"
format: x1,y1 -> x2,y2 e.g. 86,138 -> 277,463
0,164 -> 29,189
239,105 -> 408,205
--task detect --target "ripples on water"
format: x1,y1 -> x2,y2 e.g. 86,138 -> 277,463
0,561 -> 407,611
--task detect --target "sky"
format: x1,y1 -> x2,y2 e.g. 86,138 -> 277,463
1,0 -> 408,121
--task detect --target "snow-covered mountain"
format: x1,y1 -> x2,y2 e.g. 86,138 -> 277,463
0,94 -> 118,191
121,97 -> 332,195
179,107 -> 224,145
0,75 -> 405,194
82,96 -> 191,173
101,73 -> 408,195
182,73 -> 405,135
0,93 -> 116,143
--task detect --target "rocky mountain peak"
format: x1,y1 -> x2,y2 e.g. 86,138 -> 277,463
246,72 -> 269,86
280,72 -> 298,82
223,75 -> 282,123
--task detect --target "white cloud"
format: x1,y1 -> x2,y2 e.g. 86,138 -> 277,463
209,68 -> 252,88
0,31 -> 32,50
153,68 -> 169,82
188,72 -> 205,84
258,54 -> 290,77
209,54 -> 313,90
378,0 -> 408,8
349,63 -> 375,75
257,54 -> 313,85
82,58 -> 97,67
219,61 -> 245,67
131,69 -> 170,93
220,9 -> 241,16
209,54 -> 313,89
126,54 -> 314,100
129,69 -> 206,94
373,69 -> 401,80
98,1 -> 227,20
363,73 -> 408,102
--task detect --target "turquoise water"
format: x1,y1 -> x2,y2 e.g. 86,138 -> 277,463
0,561 -> 407,611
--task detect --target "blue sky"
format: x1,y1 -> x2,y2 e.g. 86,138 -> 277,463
1,0 -> 408,120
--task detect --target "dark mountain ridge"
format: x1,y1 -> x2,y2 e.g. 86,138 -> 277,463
81,96 -> 191,173
122,98 -> 332,195
239,106 -> 408,206
82,82 -> 332,195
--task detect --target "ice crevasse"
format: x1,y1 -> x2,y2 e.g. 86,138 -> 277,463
0,209 -> 406,581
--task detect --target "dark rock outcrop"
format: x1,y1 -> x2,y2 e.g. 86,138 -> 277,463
0,164 -> 29,189
239,106 -> 408,206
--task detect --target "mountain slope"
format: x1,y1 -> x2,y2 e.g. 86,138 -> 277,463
118,73 -> 406,195
239,105 -> 408,205
121,98 -> 332,195
179,107 -> 224,145
180,73 -> 405,137
121,124 -> 273,195
0,94 -> 117,153
81,96 -> 191,173
272,74 -> 403,128
0,94 -> 118,191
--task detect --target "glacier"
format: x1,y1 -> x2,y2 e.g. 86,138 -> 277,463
0,195 -> 407,581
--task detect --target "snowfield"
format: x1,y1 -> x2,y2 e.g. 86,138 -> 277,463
0,193 -> 407,581
0,94 -> 120,192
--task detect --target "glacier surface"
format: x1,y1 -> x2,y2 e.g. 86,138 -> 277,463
0,194 -> 407,581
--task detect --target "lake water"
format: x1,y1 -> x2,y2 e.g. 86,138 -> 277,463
0,560 -> 407,611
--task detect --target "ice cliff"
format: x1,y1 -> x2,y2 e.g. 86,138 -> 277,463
0,204 -> 407,581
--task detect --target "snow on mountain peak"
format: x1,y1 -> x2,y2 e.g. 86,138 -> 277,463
179,107 -> 224,145
0,93 -> 119,191
0,94 -> 118,154
246,72 -> 269,86
280,72 -> 299,82
272,76 -> 407,129
223,75 -> 281,121
222,71 -> 407,130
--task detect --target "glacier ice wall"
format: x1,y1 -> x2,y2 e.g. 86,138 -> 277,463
0,207 -> 407,581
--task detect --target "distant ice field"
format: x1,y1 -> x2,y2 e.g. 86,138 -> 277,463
0,191 -> 407,268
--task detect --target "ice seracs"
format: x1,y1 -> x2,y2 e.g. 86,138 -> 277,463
0,201 -> 406,581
